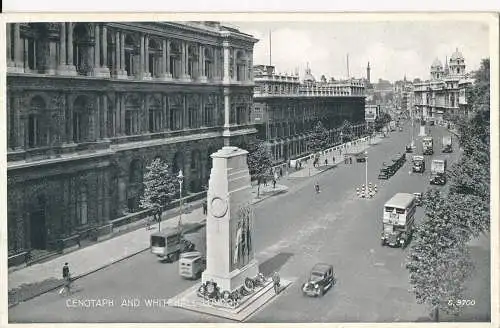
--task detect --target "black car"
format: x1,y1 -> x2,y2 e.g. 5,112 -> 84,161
301,263 -> 336,297
406,145 -> 414,153
356,153 -> 367,163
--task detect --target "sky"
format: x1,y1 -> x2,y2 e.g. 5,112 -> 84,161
227,20 -> 490,83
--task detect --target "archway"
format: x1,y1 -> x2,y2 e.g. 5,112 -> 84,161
73,23 -> 93,76
29,194 -> 47,250
27,96 -> 47,148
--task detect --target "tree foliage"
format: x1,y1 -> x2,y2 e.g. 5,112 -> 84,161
407,58 -> 490,321
307,121 -> 330,152
139,158 -> 178,221
247,141 -> 273,197
406,189 -> 474,320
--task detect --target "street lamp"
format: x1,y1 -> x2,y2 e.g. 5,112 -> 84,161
177,170 -> 184,235
365,150 -> 368,195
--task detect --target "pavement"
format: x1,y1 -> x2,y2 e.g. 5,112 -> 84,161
7,182 -> 289,307
9,125 -> 488,323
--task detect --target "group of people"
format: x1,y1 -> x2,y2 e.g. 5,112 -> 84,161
263,166 -> 283,189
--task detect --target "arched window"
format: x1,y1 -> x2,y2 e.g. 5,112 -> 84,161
129,159 -> 143,184
125,96 -> 140,135
124,34 -> 140,77
172,151 -> 185,176
27,96 -> 47,148
204,47 -> 213,79
187,44 -> 198,78
169,41 -> 181,78
73,95 -> 93,143
148,38 -> 162,78
73,23 -> 93,76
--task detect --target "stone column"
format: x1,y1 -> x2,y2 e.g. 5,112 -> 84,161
23,39 -> 29,70
223,42 -> 230,84
198,44 -> 207,83
67,23 -> 74,66
114,93 -> 121,136
93,24 -> 101,76
232,48 -> 237,80
59,22 -> 66,67
138,34 -> 145,79
143,94 -> 149,133
144,35 -> 151,79
14,96 -> 25,149
163,95 -> 169,130
14,24 -> 23,69
120,33 -> 125,71
102,26 -> 108,68
102,94 -> 108,139
66,94 -> 74,143
120,95 -> 126,135
199,95 -> 204,127
163,39 -> 171,79
7,24 -> 12,65
213,47 -> 218,80
180,41 -> 189,81
223,88 -> 230,128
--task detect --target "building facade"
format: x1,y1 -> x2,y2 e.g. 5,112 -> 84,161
413,48 -> 473,122
252,65 -> 366,163
6,21 -> 258,257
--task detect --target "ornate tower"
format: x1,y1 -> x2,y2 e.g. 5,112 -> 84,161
430,58 -> 443,80
449,48 -> 466,76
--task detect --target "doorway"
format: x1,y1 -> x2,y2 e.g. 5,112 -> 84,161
29,196 -> 47,250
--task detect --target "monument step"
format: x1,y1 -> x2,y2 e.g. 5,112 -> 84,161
167,278 -> 294,321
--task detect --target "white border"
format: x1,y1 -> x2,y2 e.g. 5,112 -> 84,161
0,11 -> 498,328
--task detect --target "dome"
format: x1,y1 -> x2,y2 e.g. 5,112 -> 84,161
431,58 -> 443,68
450,48 -> 464,61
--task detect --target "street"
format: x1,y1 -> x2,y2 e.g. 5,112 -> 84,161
9,123 -> 489,323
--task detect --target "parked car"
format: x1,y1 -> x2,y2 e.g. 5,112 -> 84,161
301,263 -> 336,297
413,192 -> 423,206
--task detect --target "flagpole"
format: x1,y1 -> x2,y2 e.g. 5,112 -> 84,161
269,30 -> 272,66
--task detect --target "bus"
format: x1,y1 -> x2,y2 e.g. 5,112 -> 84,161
381,193 -> 417,248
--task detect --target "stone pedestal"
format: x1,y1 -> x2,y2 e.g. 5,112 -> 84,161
114,70 -> 129,79
202,146 -> 259,292
92,67 -> 111,78
159,73 -> 173,81
57,65 -> 77,76
180,74 -> 192,82
198,75 -> 208,83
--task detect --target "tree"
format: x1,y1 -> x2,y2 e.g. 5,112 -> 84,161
406,189 -> 474,321
247,142 -> 273,198
407,58 -> 490,321
140,158 -> 178,230
307,121 -> 330,153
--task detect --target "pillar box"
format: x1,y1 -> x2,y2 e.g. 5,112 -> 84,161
202,146 -> 259,292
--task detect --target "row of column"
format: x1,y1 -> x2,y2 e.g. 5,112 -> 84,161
6,23 -> 241,81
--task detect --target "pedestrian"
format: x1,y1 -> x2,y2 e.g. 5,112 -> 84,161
272,178 -> 276,189
272,271 -> 281,294
279,167 -> 283,177
59,262 -> 71,295
332,155 -> 335,164
344,156 -> 348,164
263,177 -> 267,186
324,158 -> 328,166
350,157 -> 353,164
315,182 -> 321,194
202,200 -> 207,215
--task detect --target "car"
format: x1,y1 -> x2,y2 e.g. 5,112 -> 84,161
301,263 -> 336,297
405,145 -> 413,153
413,192 -> 423,206
356,153 -> 367,163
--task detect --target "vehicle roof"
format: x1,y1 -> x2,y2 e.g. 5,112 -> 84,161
312,263 -> 333,273
150,230 -> 181,238
423,136 -> 433,140
432,157 -> 447,162
180,251 -> 203,260
412,155 -> 424,160
385,193 -> 416,208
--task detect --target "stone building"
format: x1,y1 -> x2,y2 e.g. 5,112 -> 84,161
6,21 -> 258,258
251,64 -> 366,163
413,48 -> 473,122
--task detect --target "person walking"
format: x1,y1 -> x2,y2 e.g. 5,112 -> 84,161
279,167 -> 283,177
272,178 -> 277,189
202,200 -> 208,215
59,262 -> 71,295
324,158 -> 328,166
332,155 -> 336,164
272,271 -> 281,294
315,182 -> 321,194
349,157 -> 353,164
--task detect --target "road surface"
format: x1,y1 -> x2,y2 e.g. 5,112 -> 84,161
10,123 -> 489,323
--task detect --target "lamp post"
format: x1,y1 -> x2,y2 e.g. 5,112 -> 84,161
177,170 -> 184,235
365,150 -> 368,195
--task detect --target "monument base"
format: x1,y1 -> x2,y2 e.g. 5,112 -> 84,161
167,277 -> 293,321
202,259 -> 259,292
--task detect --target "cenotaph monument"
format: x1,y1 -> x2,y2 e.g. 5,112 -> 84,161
167,146 -> 290,321
201,146 -> 259,289
418,120 -> 427,136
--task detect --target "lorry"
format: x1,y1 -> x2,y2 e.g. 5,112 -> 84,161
412,155 -> 425,173
179,251 -> 206,279
430,158 -> 447,185
442,135 -> 453,153
381,193 -> 416,248
422,136 -> 434,155
150,230 -> 195,262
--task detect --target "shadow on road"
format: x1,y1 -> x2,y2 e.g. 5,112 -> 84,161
258,252 -> 294,276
